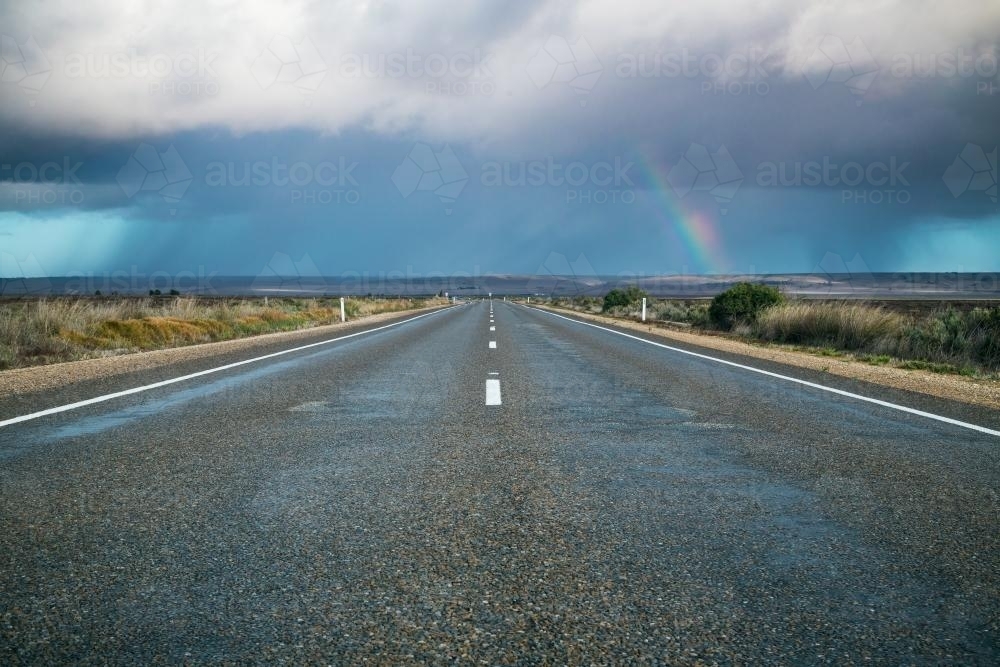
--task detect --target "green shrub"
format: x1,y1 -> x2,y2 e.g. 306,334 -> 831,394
708,283 -> 783,330
602,286 -> 647,312
902,307 -> 1000,369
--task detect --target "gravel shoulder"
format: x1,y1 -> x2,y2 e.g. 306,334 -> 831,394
0,305 -> 446,398
533,304 -> 1000,410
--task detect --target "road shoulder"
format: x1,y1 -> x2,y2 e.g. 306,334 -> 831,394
0,305 -> 450,398
530,304 -> 1000,411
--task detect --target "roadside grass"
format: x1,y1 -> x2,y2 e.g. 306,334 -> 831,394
755,301 -> 904,351
754,301 -> 1000,376
0,296 -> 444,370
856,353 -> 892,366
539,295 -> 1000,378
550,295 -> 710,325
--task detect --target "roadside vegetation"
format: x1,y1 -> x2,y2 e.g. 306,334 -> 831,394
707,283 -> 783,329
755,301 -> 1000,375
0,296 -> 444,370
602,286 -> 648,312
541,284 -> 1000,378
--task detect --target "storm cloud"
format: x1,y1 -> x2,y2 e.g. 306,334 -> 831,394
1,0 -> 998,277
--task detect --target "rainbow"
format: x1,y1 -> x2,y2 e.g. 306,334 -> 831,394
636,151 -> 729,274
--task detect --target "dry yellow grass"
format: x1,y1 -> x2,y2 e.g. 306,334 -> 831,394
755,301 -> 905,350
0,296 -> 445,369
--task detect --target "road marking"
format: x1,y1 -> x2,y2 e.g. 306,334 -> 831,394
289,401 -> 329,413
490,326 -> 496,331
485,379 -> 502,405
488,372 -> 499,376
528,306 -> 1000,438
0,307 -> 457,429
489,341 -> 497,349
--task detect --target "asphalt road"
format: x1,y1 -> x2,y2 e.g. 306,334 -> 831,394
2,300 -> 998,664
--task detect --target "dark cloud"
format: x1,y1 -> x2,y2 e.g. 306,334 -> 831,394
0,1 -> 998,274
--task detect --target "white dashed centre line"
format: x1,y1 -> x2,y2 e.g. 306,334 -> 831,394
490,326 -> 495,331
489,341 -> 497,349
485,379 -> 502,405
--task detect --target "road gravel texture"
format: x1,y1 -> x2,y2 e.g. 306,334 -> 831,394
1,301 -> 997,664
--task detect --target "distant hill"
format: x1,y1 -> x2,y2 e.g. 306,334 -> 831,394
3,273 -> 999,299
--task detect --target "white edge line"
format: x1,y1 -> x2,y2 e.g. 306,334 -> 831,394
0,306 -> 457,429
525,305 -> 1000,438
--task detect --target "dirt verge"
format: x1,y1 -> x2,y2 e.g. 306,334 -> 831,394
533,304 -> 1000,410
0,305 -> 447,398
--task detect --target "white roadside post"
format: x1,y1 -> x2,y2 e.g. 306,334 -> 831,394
340,297 -> 346,322
641,297 -> 647,322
